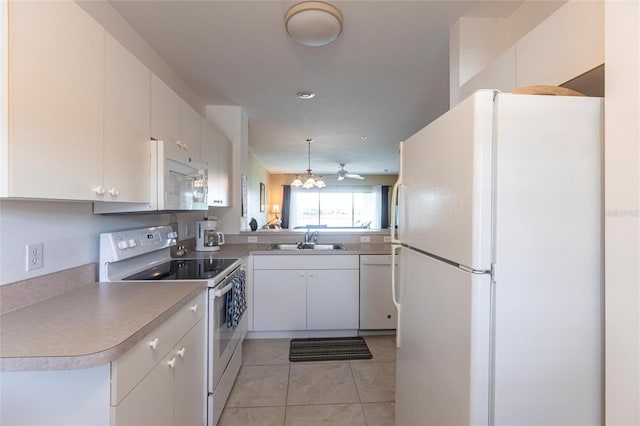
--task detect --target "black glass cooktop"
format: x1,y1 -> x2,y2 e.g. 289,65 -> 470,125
123,258 -> 239,281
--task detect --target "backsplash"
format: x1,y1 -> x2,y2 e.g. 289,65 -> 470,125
0,264 -> 96,314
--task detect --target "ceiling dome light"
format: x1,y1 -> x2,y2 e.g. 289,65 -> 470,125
296,90 -> 316,99
285,1 -> 343,47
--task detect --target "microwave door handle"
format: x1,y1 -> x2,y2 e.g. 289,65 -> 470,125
213,281 -> 234,298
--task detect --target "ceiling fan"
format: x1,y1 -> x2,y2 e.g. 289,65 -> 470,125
337,164 -> 364,181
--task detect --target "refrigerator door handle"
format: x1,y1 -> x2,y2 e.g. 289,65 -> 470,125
391,243 -> 402,348
390,141 -> 404,245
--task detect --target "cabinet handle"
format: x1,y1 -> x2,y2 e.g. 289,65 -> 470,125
94,185 -> 106,196
190,304 -> 198,313
149,337 -> 160,350
308,272 -> 314,278
299,272 -> 305,278
167,357 -> 176,368
108,187 -> 119,197
177,347 -> 186,358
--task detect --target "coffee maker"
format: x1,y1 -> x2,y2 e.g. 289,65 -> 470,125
195,219 -> 225,252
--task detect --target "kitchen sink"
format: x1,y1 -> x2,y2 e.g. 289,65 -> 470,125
266,243 -> 346,251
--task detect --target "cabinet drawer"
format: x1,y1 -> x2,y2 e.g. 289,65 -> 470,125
254,255 -> 358,270
174,290 -> 206,341
111,316 -> 174,406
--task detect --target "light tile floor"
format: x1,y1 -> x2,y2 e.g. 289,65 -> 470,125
219,335 -> 396,426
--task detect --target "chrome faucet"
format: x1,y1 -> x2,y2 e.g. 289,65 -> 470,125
304,230 -> 319,243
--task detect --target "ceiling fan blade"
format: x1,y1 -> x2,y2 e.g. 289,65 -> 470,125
346,174 -> 365,179
337,175 -> 345,181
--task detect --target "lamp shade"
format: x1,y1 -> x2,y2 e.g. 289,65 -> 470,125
285,2 -> 343,47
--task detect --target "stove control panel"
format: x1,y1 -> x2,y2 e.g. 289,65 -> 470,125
100,225 -> 177,264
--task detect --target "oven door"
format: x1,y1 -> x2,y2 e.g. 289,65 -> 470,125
208,271 -> 246,392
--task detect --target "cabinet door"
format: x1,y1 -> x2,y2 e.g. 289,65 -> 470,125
114,351 -> 174,426
217,132 -> 231,206
253,270 -> 306,331
151,74 -> 182,160
179,99 -> 201,162
201,119 -> 231,207
307,269 -> 359,330
174,318 -> 206,426
103,33 -> 150,203
9,1 -> 103,200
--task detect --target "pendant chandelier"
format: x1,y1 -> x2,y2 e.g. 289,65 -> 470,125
291,138 -> 326,189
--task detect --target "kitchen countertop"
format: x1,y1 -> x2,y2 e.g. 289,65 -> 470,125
180,243 -> 392,259
1,243 -> 391,372
0,281 -> 205,372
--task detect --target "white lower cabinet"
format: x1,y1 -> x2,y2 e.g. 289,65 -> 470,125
0,291 -> 206,426
307,269 -> 359,330
174,318 -> 206,426
113,318 -> 205,426
253,255 -> 359,331
253,269 -> 307,330
112,291 -> 206,426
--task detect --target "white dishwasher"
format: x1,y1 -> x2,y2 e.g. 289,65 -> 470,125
359,255 -> 398,330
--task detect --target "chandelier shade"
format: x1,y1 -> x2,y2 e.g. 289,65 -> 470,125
291,139 -> 325,189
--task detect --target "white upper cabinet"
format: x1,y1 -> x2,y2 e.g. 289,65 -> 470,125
2,2 -> 152,202
151,74 -> 201,165
103,33 -> 151,203
179,99 -> 201,162
151,75 -> 181,158
201,118 -> 232,207
5,0 -> 104,200
515,0 -> 604,88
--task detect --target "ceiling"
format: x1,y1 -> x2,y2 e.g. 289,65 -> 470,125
109,0 -> 523,176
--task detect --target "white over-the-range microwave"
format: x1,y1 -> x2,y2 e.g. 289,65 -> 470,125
93,140 -> 208,214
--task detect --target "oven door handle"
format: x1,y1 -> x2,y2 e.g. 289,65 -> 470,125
213,280 -> 234,298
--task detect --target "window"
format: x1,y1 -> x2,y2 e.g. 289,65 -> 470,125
289,186 -> 382,229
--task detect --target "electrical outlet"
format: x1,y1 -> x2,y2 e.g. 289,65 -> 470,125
384,236 -> 391,242
247,236 -> 258,243
26,243 -> 43,271
360,236 -> 370,243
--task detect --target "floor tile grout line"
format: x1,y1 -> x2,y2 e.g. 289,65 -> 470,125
348,359 -> 363,404
283,361 -> 291,426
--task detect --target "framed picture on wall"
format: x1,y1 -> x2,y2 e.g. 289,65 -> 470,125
260,182 -> 265,212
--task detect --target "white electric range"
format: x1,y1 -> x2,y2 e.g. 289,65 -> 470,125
99,225 -> 247,426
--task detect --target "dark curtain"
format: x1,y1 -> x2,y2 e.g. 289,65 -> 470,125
281,185 -> 292,229
381,185 -> 390,229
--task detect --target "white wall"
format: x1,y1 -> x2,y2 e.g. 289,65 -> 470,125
604,0 -> 640,423
0,200 -> 171,285
247,150 -> 270,229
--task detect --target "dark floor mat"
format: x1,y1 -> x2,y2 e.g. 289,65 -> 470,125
289,337 -> 373,362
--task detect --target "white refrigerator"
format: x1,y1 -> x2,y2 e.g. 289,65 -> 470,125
391,90 -> 602,426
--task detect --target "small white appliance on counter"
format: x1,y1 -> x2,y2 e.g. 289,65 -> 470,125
99,225 -> 247,426
391,90 -> 602,425
196,219 -> 225,252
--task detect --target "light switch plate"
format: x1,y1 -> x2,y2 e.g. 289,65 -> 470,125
384,236 -> 391,242
360,236 -> 370,243
247,236 -> 258,243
